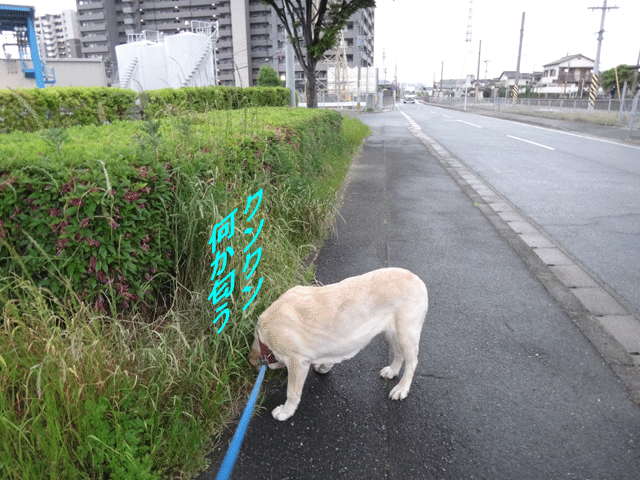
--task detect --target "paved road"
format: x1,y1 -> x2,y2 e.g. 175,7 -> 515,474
200,109 -> 640,479
400,102 -> 640,318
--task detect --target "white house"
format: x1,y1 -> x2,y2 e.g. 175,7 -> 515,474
538,54 -> 594,96
498,71 -> 535,88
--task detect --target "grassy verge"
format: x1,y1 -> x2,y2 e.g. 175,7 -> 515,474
0,110 -> 371,479
460,102 -> 627,126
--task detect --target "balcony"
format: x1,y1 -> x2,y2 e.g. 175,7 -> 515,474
82,44 -> 109,54
151,11 -> 184,20
191,0 -> 217,6
80,23 -> 106,33
89,33 -> 108,42
77,1 -> 104,11
249,26 -> 269,36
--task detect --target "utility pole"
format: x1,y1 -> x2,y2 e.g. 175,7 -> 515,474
587,0 -> 619,112
394,62 -> 397,105
284,9 -> 295,107
513,12 -> 525,105
382,48 -> 386,85
632,48 -> 640,98
476,39 -> 481,98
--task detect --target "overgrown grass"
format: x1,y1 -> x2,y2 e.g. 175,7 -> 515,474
0,108 -> 370,479
467,102 -> 627,126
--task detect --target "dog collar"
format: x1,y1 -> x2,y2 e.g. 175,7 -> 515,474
259,338 -> 278,365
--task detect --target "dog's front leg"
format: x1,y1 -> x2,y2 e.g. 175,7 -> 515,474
272,359 -> 310,421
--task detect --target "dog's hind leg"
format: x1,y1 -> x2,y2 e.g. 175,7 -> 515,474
313,363 -> 334,374
272,358 -> 310,421
389,328 -> 420,400
380,327 -> 404,380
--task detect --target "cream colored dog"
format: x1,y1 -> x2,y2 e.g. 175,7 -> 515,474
249,268 -> 428,421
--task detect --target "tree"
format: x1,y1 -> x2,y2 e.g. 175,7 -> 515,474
601,65 -> 634,93
257,65 -> 284,87
262,0 -> 376,108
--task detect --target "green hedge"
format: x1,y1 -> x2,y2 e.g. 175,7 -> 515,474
0,86 -> 292,133
141,86 -> 290,117
0,109 -> 370,480
0,107 -> 341,315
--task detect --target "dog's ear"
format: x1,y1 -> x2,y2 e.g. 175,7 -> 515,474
248,327 -> 261,367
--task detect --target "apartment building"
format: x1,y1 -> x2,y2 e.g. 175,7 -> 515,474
226,1 -> 375,89
35,10 -> 82,59
75,0 -> 374,89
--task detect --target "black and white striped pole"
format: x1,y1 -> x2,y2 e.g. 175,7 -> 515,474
513,12 -> 525,106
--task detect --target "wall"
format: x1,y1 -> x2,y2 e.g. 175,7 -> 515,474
0,57 -> 107,89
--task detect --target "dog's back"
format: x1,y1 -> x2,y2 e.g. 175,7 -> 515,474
258,268 -> 427,351
250,268 -> 428,420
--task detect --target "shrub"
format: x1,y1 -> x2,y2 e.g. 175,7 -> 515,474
257,65 -> 284,87
0,86 -> 291,133
0,107 -> 343,315
0,106 -> 371,479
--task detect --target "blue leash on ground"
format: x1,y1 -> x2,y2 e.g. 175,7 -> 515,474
215,363 -> 267,480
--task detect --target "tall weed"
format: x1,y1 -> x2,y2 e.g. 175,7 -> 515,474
0,107 -> 371,479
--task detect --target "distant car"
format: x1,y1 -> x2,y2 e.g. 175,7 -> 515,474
403,88 -> 416,103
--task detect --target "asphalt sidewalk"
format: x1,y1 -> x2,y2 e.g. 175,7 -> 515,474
199,110 -> 640,479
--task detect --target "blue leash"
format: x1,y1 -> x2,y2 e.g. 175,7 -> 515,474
215,363 -> 267,480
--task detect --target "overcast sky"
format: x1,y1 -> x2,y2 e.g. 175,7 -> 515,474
6,0 -> 640,84
374,0 -> 640,84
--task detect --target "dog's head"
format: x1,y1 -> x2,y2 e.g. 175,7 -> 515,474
249,326 -> 284,369
248,328 -> 261,367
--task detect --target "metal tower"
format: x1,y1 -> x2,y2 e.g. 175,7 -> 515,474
0,4 -> 55,88
465,0 -> 473,46
460,0 -> 474,101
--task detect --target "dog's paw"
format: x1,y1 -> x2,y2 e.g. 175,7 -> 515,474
389,384 -> 410,400
380,366 -> 399,380
272,404 -> 295,421
313,363 -> 333,374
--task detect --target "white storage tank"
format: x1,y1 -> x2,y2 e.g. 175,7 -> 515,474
116,23 -> 217,92
165,31 -> 214,89
115,40 -> 145,91
139,43 -> 168,91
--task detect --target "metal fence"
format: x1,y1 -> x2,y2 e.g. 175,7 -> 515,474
428,94 -> 640,134
298,89 -> 394,110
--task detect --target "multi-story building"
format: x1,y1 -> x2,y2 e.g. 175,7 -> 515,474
75,0 -> 374,89
35,10 -> 82,59
227,0 -> 374,90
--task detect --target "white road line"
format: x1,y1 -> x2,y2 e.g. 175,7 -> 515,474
526,123 -> 640,150
507,135 -> 556,150
456,120 -> 482,128
479,115 -> 640,151
442,114 -> 452,119
400,111 -> 422,131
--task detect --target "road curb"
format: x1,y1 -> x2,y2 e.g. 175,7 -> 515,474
406,120 -> 640,405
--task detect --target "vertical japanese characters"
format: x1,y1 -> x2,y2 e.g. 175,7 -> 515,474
208,189 -> 264,333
